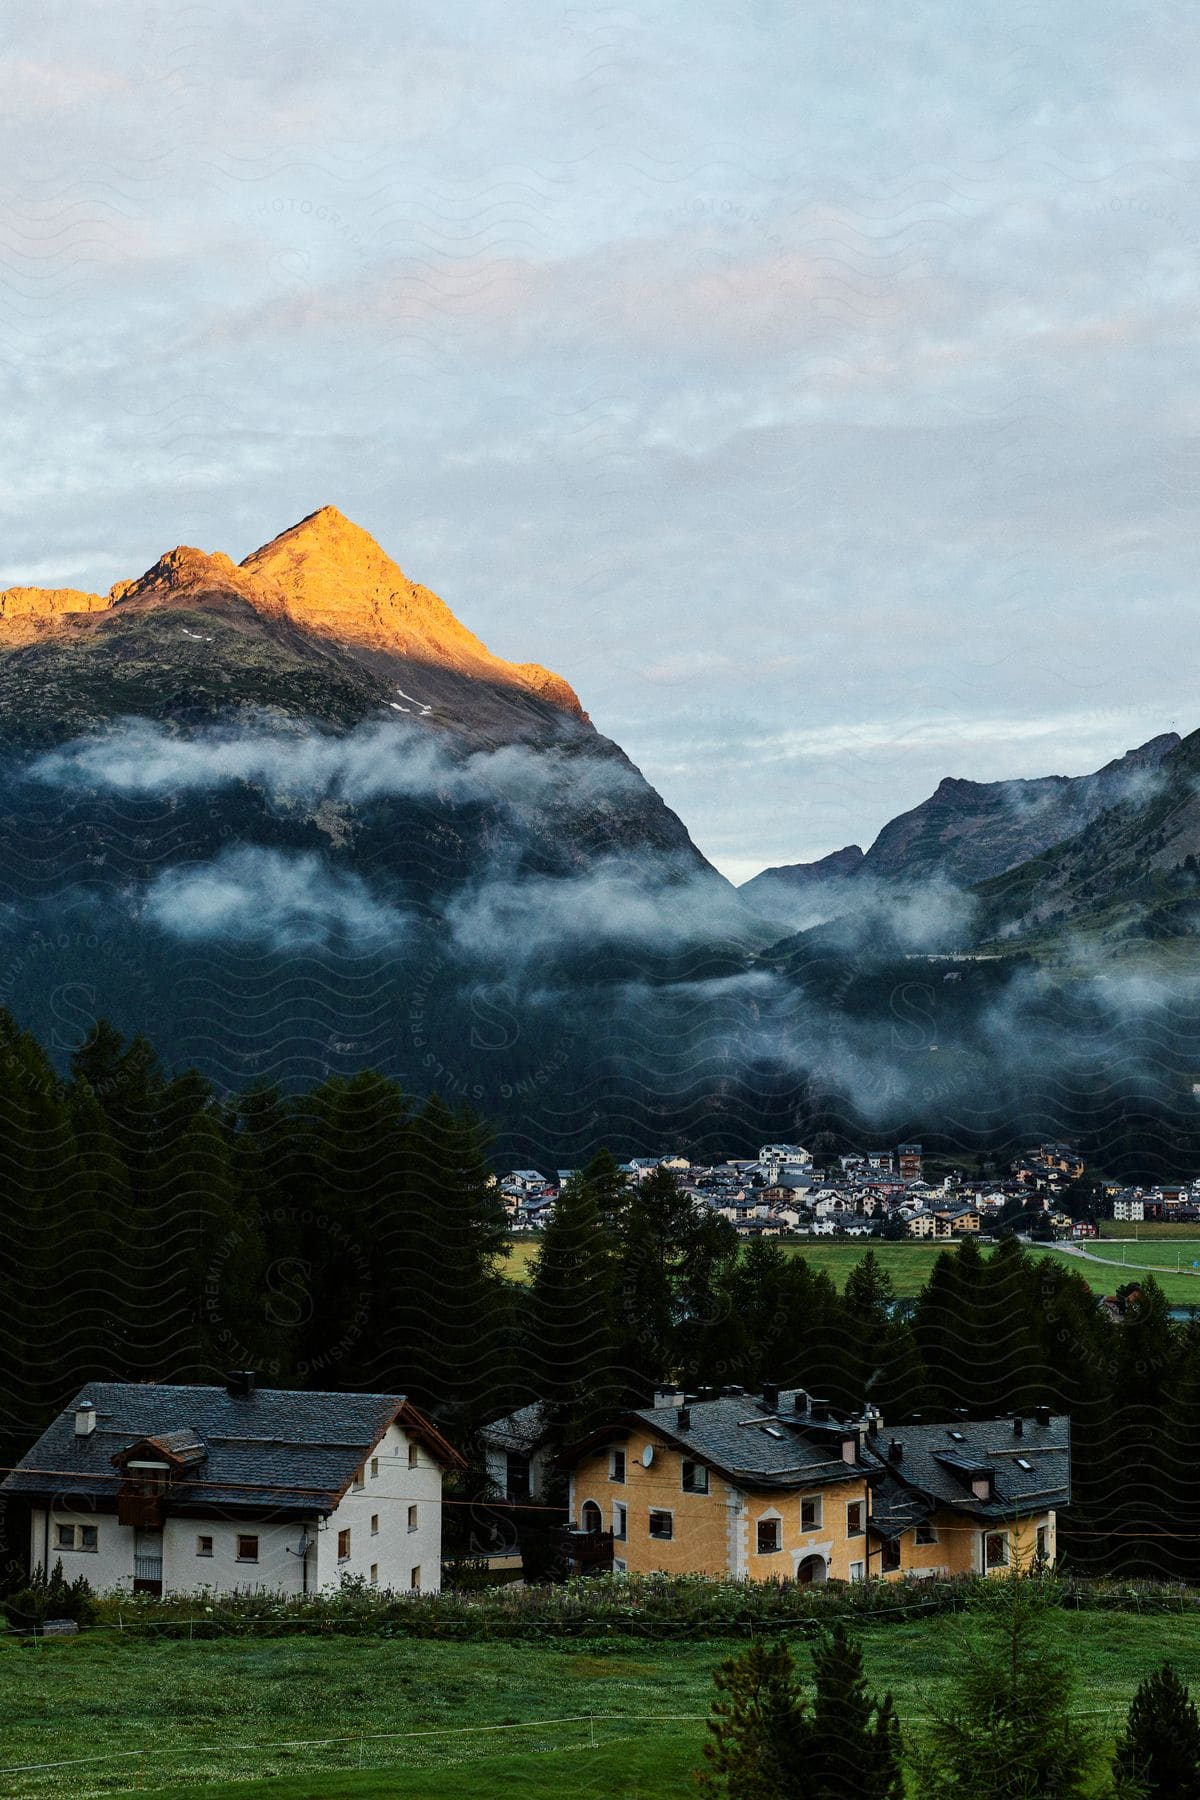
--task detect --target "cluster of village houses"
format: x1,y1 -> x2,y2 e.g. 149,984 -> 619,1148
17,1137 -> 1190,1608
498,1139 -> 1096,1242
3,1373 -> 1069,1601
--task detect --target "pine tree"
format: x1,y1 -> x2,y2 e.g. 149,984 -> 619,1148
914,1570 -> 1096,1799
806,1622 -> 904,1799
1113,1663 -> 1200,1799
699,1638 -> 809,1799
526,1168 -> 620,1438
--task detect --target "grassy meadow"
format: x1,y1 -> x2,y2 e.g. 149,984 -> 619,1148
3,1610 -> 1199,1798
504,1232 -> 1200,1307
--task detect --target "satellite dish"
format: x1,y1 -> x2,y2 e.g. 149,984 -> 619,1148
642,1443 -> 655,1467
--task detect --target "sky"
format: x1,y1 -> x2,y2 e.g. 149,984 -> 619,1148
1,3 -> 1196,882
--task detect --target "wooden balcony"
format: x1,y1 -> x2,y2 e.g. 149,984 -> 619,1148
117,1492 -> 165,1529
562,1527 -> 614,1574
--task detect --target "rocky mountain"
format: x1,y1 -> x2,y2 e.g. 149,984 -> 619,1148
739,845 -> 866,928
745,734 -> 1180,905
974,727 -> 1200,949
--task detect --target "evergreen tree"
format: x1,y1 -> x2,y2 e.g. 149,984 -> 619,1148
805,1621 -> 903,1799
1113,1662 -> 1200,1799
699,1637 -> 809,1799
526,1166 -> 620,1437
914,1570 -> 1096,1799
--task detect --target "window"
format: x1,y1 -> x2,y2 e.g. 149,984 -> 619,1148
846,1500 -> 864,1537
410,1566 -> 421,1590
196,1535 -> 214,1558
581,1500 -> 603,1534
56,1523 -> 98,1552
648,1509 -> 673,1541
370,1457 -> 379,1479
369,1563 -> 378,1585
681,1460 -> 709,1494
757,1517 -> 781,1554
408,1505 -> 418,1534
614,1503 -> 627,1542
370,1514 -> 379,1536
338,1528 -> 351,1561
914,1522 -> 939,1546
849,1560 -> 865,1583
881,1539 -> 901,1573
352,1466 -> 365,1491
236,1535 -> 259,1563
505,1452 -> 531,1500
800,1495 -> 823,1531
984,1531 -> 1009,1570
610,1448 -> 626,1483
1036,1524 -> 1049,1562
408,1443 -> 419,1468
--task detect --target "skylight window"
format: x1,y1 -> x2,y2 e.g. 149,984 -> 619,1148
1016,1457 -> 1033,1471
948,1430 -> 965,1442
763,1426 -> 784,1439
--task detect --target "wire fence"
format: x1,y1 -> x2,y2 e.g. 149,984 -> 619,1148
0,1712 -> 707,1798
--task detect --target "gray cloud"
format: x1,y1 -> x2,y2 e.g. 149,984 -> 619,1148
143,845 -> 405,949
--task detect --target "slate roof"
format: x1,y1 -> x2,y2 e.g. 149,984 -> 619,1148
568,1389 -> 871,1492
1,1382 -> 464,1515
479,1401 -> 554,1455
861,1415 -> 1071,1531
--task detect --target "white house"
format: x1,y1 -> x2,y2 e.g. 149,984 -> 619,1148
2,1374 -> 466,1598
479,1401 -> 557,1501
1113,1197 -> 1144,1222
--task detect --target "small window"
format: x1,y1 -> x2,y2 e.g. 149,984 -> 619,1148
648,1509 -> 673,1540
196,1535 -> 214,1558
800,1495 -> 823,1531
57,1524 -> 74,1549
408,1504 -> 418,1533
1016,1457 -> 1033,1472
338,1528 -> 351,1561
610,1448 -> 626,1483
352,1466 -> 365,1491
408,1443 -> 419,1468
236,1535 -> 259,1563
370,1514 -> 379,1536
681,1460 -> 709,1494
80,1525 -> 98,1552
1036,1524 -> 1049,1561
757,1517 -> 781,1554
985,1531 -> 1009,1570
881,1539 -> 901,1572
410,1565 -> 421,1590
846,1500 -> 864,1537
369,1563 -> 378,1585
614,1503 -> 627,1542
849,1560 -> 865,1583
370,1457 -> 379,1479
915,1522 -> 939,1546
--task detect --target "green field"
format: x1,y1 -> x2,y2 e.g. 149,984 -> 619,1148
502,1237 -> 956,1296
1098,1219 -> 1200,1240
3,1611 -> 1198,1798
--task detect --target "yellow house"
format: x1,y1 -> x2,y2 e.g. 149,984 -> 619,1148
561,1388 -> 1069,1585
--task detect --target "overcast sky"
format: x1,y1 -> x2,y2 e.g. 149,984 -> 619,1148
1,4 -> 1196,880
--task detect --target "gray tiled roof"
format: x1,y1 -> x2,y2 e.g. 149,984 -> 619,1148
479,1401 -> 554,1455
1,1383 -> 409,1515
630,1390 -> 869,1491
861,1415 -> 1071,1526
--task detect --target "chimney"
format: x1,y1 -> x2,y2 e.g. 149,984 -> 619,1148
888,1439 -> 903,1462
653,1385 -> 681,1409
841,1434 -> 858,1464
1034,1404 -> 1051,1429
793,1389 -> 809,1413
761,1381 -> 779,1410
1012,1416 -> 1024,1438
74,1400 -> 96,1438
811,1398 -> 830,1423
225,1370 -> 256,1398
677,1407 -> 691,1431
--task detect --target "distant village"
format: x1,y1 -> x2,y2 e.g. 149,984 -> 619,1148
496,1140 -> 1198,1240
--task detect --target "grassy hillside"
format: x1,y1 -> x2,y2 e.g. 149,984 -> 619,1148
4,1610 -> 1199,1798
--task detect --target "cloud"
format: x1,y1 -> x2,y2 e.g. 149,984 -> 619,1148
144,846 -> 405,948
31,717 -> 645,818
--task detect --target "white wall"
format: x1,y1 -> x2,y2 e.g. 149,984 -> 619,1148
314,1420 -> 445,1594
29,1420 -> 448,1597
